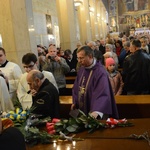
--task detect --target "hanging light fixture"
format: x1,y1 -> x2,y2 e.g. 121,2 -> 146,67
74,0 -> 83,7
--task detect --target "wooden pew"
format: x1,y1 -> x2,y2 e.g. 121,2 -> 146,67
59,84 -> 73,96
116,95 -> 150,119
65,76 -> 76,84
59,95 -> 150,119
66,84 -> 73,89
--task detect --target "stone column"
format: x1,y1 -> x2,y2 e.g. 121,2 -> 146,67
76,0 -> 92,44
56,0 -> 77,50
0,0 -> 37,68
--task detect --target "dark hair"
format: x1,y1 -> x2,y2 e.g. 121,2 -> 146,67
22,53 -> 37,64
0,47 -> 6,55
64,49 -> 72,57
129,36 -> 135,41
132,39 -> 141,48
77,46 -> 94,57
115,40 -> 123,48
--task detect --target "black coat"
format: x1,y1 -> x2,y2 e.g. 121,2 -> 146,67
32,79 -> 60,118
122,50 -> 150,94
0,127 -> 26,150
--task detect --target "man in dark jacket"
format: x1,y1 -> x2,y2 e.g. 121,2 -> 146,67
26,70 -> 60,118
122,39 -> 150,95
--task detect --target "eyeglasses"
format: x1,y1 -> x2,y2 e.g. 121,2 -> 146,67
23,63 -> 35,69
77,57 -> 85,61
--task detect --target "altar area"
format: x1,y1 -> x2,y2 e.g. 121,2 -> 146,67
130,27 -> 150,36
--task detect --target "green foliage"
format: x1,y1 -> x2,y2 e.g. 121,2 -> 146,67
12,109 -> 133,146
55,110 -> 106,134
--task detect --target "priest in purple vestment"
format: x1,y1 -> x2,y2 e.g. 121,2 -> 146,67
71,46 -> 119,119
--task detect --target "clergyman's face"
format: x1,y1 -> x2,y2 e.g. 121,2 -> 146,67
77,50 -> 92,67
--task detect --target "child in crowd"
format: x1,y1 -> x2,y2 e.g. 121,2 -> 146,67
105,58 -> 124,95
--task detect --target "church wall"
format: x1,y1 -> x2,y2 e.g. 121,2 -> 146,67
32,0 -> 59,48
0,0 -> 36,70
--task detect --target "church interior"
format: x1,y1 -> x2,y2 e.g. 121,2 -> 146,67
1,1 -> 150,150
0,0 -> 149,67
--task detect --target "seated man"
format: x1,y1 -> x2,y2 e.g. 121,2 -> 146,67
17,53 -> 58,109
26,70 -> 60,118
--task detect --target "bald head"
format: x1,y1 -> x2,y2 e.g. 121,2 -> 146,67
27,70 -> 45,92
87,41 -> 96,50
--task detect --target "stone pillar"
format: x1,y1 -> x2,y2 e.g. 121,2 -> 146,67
0,0 -> 36,69
56,0 -> 77,50
89,0 -> 96,40
76,0 -> 92,44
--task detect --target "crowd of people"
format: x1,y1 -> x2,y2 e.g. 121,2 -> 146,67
0,33 -> 150,147
1,32 -> 150,147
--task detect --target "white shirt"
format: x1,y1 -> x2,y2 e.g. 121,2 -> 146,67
0,76 -> 14,112
0,61 -> 22,102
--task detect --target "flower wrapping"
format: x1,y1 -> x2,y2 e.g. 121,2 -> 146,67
106,118 -> 127,128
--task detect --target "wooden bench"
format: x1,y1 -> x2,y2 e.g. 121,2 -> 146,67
66,84 -> 73,89
59,95 -> 150,119
116,95 -> 150,119
65,76 -> 76,84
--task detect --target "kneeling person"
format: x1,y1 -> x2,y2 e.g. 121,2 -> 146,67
26,70 -> 60,118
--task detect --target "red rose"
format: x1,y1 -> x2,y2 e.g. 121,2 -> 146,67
52,118 -> 60,124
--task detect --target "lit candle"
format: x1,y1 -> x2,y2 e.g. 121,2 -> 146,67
72,141 -> 76,147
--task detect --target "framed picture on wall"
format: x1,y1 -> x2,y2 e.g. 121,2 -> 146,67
46,14 -> 53,34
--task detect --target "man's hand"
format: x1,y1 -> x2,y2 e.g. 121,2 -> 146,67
54,56 -> 61,62
30,89 -> 37,97
71,104 -> 76,110
90,112 -> 98,119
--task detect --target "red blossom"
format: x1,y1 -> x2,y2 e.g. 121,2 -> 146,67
48,129 -> 56,134
52,118 -> 60,123
46,118 -> 60,135
46,122 -> 54,128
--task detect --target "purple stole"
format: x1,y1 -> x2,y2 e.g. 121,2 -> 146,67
78,70 -> 93,114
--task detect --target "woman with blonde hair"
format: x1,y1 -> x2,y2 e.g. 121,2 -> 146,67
104,44 -> 118,68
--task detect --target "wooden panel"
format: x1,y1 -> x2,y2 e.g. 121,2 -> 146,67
115,95 -> 150,104
59,95 -> 150,119
59,95 -> 150,104
66,84 -> 73,88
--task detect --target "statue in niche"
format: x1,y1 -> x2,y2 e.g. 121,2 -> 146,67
136,17 -> 140,28
111,17 -> 116,27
